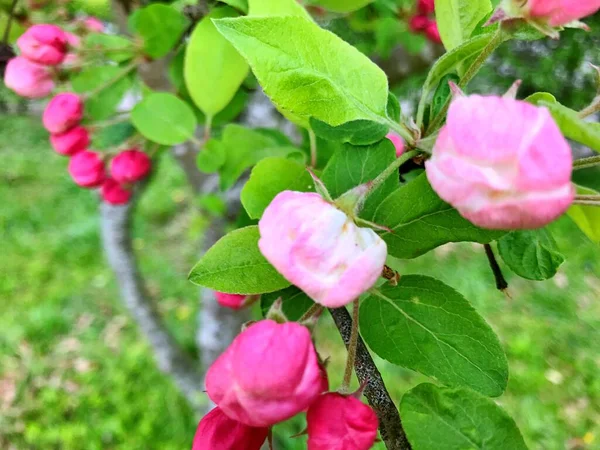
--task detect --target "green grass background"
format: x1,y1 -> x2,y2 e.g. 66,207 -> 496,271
1,115 -> 599,449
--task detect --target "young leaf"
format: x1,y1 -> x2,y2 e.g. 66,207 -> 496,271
435,0 -> 492,50
430,73 -> 460,121
498,230 -> 565,281
241,157 -> 314,219
185,7 -> 249,118
567,186 -> 600,244
313,0 -> 374,13
261,286 -> 316,321
373,173 -> 505,259
309,118 -> 389,146
129,4 -> 189,59
361,275 -> 509,397
248,0 -> 311,18
197,140 -> 226,173
72,67 -> 132,121
321,139 -> 397,219
219,0 -> 248,13
189,226 -> 291,294
131,93 -> 197,145
401,383 -> 528,450
213,16 -> 390,128
386,92 -> 401,123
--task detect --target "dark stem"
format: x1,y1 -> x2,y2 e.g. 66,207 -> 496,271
2,0 -> 19,44
483,243 -> 508,291
341,298 -> 360,392
329,307 -> 411,450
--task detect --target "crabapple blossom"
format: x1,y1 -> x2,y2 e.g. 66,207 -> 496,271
68,151 -> 106,188
109,149 -> 152,184
214,292 -> 256,310
515,0 -> 600,27
49,126 -> 89,156
3,57 -> 55,98
16,24 -> 68,66
101,178 -> 132,205
386,133 -> 405,157
42,93 -> 84,134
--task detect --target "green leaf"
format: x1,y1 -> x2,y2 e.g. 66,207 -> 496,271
435,0 -> 492,50
309,118 -> 388,146
386,92 -> 401,123
129,4 -> 189,59
93,122 -> 136,150
524,92 -> 557,106
185,7 -> 249,118
498,230 -> 564,281
189,226 -> 291,294
131,93 -> 197,145
539,100 -> 600,154
72,67 -> 132,121
197,140 -> 226,173
241,157 -> 314,219
430,73 -> 460,121
84,33 -> 135,62
322,139 -> 397,219
261,286 -> 315,321
417,33 -> 495,125
313,0 -> 373,13
373,173 -> 505,259
401,383 -> 528,450
219,0 -> 248,13
248,0 -> 311,18
567,186 -> 600,244
210,124 -> 304,190
361,276 -> 508,396
213,16 -> 389,128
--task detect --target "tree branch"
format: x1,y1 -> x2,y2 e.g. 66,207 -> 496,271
100,201 -> 204,411
329,307 -> 411,450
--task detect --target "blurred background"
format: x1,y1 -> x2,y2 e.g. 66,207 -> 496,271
1,1 -> 600,449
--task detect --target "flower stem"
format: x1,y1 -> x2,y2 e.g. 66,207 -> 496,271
425,28 -> 506,136
83,61 -> 138,101
298,303 -> 324,322
341,299 -> 360,392
578,97 -> 600,119
308,129 -> 318,168
366,150 -> 420,197
573,155 -> 600,170
483,244 -> 508,291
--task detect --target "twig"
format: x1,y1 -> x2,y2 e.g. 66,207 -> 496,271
2,0 -> 18,44
483,243 -> 508,291
341,299 -> 360,392
329,307 -> 411,450
573,154 -> 600,170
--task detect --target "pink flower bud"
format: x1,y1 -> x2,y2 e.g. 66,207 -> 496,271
17,24 -> 68,66
101,178 -> 132,205
409,15 -> 429,32
258,191 -> 387,308
386,133 -> 405,157
109,149 -> 152,184
192,407 -> 269,450
417,0 -> 435,15
83,17 -> 105,33
206,320 -> 324,427
65,32 -> 81,48
215,292 -> 255,310
4,57 -> 54,98
68,151 -> 106,188
426,95 -> 574,229
307,393 -> 378,450
50,126 -> 90,156
424,21 -> 442,44
43,93 -> 84,134
524,0 -> 600,27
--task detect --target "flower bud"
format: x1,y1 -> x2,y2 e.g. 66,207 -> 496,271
43,93 -> 84,134
192,407 -> 269,450
17,24 -> 68,66
515,0 -> 600,27
215,292 -> 257,310
409,15 -> 429,32
426,95 -> 574,229
101,178 -> 132,205
424,21 -> 442,44
65,32 -> 81,49
68,151 -> 106,188
258,191 -> 387,308
83,17 -> 105,33
206,320 -> 324,427
109,149 -> 152,184
50,126 -> 89,156
386,133 -> 405,157
417,0 -> 435,15
307,393 -> 378,450
4,57 -> 54,98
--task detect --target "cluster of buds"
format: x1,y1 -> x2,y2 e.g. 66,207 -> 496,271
409,0 -> 441,44
192,320 -> 379,450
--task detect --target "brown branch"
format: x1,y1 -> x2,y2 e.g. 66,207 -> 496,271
483,244 -> 508,291
329,307 -> 411,450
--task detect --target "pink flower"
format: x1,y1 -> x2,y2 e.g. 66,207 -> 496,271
424,21 -> 442,44
409,15 -> 429,32
307,393 -> 378,450
43,93 -> 84,134
50,126 -> 90,156
426,95 -> 574,229
417,0 -> 435,15
4,57 -> 54,98
83,17 -> 105,33
68,151 -> 106,188
523,0 -> 600,27
101,178 -> 132,205
215,292 -> 256,310
206,320 -> 324,427
17,24 -> 68,66
191,407 -> 269,450
110,149 -> 152,184
386,133 -> 405,157
65,32 -> 81,48
258,191 -> 387,308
